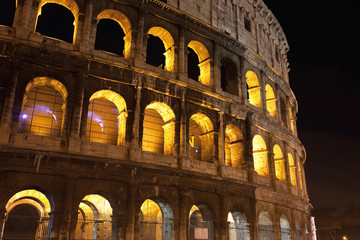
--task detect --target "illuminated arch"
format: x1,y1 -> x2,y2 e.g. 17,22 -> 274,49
273,144 -> 286,182
245,71 -> 261,108
187,40 -> 211,86
189,203 -> 215,240
139,199 -> 174,240
280,214 -> 291,240
97,9 -> 132,58
289,107 -> 295,133
142,102 -> 175,155
258,211 -> 273,239
288,153 -> 297,187
36,0 -> 79,43
298,160 -> 304,190
189,113 -> 214,162
87,90 -> 127,146
3,189 -> 54,239
19,77 -> 67,137
265,84 -> 276,118
252,135 -> 268,176
225,124 -> 245,169
227,211 -> 250,240
147,27 -> 175,72
75,194 -> 113,240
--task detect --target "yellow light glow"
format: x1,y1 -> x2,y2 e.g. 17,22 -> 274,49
97,9 -> 132,58
148,27 -> 175,72
225,124 -> 245,169
288,153 -> 297,187
26,77 -> 68,100
82,194 -> 113,219
246,71 -> 261,108
140,199 -> 161,218
38,0 -> 79,43
252,135 -> 269,176
273,144 -> 286,182
188,40 -> 211,86
265,84 -> 276,118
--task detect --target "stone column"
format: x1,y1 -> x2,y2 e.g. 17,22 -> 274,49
249,198 -> 258,240
0,64 -> 19,144
283,143 -> 293,193
178,189 -> 189,240
218,112 -> 225,166
58,177 -> 76,240
0,208 -> 6,240
178,27 -> 186,80
125,185 -> 137,240
244,113 -> 255,182
79,0 -> 93,53
267,133 -> 277,190
134,11 -> 145,67
179,89 -> 188,165
130,75 -> 142,151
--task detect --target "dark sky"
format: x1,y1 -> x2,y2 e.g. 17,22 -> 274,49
262,0 -> 360,211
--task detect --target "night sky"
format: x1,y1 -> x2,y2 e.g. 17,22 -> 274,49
262,0 -> 360,211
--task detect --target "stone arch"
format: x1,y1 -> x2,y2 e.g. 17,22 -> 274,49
86,90 -> 128,146
75,194 -> 114,240
280,214 -> 291,240
220,57 -> 239,96
96,9 -> 132,58
0,0 -> 16,27
273,144 -> 286,182
258,211 -> 274,240
245,71 -> 261,108
225,124 -> 245,169
35,0 -> 79,43
189,113 -> 214,162
147,26 -> 175,72
280,97 -> 288,128
19,77 -> 67,137
187,40 -> 211,86
288,153 -> 297,187
252,135 -> 269,176
189,203 -> 215,240
142,102 -> 176,155
227,209 -> 250,240
265,84 -> 276,118
139,198 -> 174,240
2,189 -> 55,239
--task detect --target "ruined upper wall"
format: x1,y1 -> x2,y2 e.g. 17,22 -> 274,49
157,0 -> 289,81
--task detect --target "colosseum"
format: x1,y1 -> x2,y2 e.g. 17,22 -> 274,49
0,0 -> 312,239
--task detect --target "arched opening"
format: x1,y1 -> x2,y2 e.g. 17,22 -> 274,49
220,58 -> 238,96
228,211 -> 250,240
142,102 -> 175,155
187,47 -> 200,81
19,77 -> 67,137
258,211 -> 274,240
86,90 -> 127,146
0,0 -> 16,27
189,113 -> 214,162
2,189 -> 54,240
139,199 -> 174,240
225,124 -> 245,169
187,41 -> 211,86
95,19 -> 125,56
75,194 -> 114,239
298,160 -> 303,190
189,204 -> 214,240
280,98 -> 288,128
280,215 -> 291,240
96,9 -> 132,58
146,27 -> 175,72
288,153 -> 297,187
265,84 -> 276,118
273,145 -> 286,182
252,135 -> 268,176
245,71 -> 261,108
289,107 -> 295,133
35,3 -> 76,43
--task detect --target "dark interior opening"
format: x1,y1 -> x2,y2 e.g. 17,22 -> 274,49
220,58 -> 239,96
95,19 -> 125,56
35,3 -> 75,43
187,47 -> 200,81
146,34 -> 165,69
0,0 -> 16,27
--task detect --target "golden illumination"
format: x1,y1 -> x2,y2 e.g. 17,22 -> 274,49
97,9 -> 132,58
88,90 -> 127,146
245,71 -> 261,108
265,84 -> 276,118
140,199 -> 163,240
252,135 -> 269,176
273,144 -> 286,182
225,124 -> 245,169
189,113 -> 214,162
148,27 -> 175,72
288,153 -> 297,187
188,40 -> 211,86
37,0 -> 79,43
298,161 -> 303,189
289,107 -> 295,133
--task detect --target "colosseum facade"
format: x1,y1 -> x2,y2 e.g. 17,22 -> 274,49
0,0 -> 312,239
